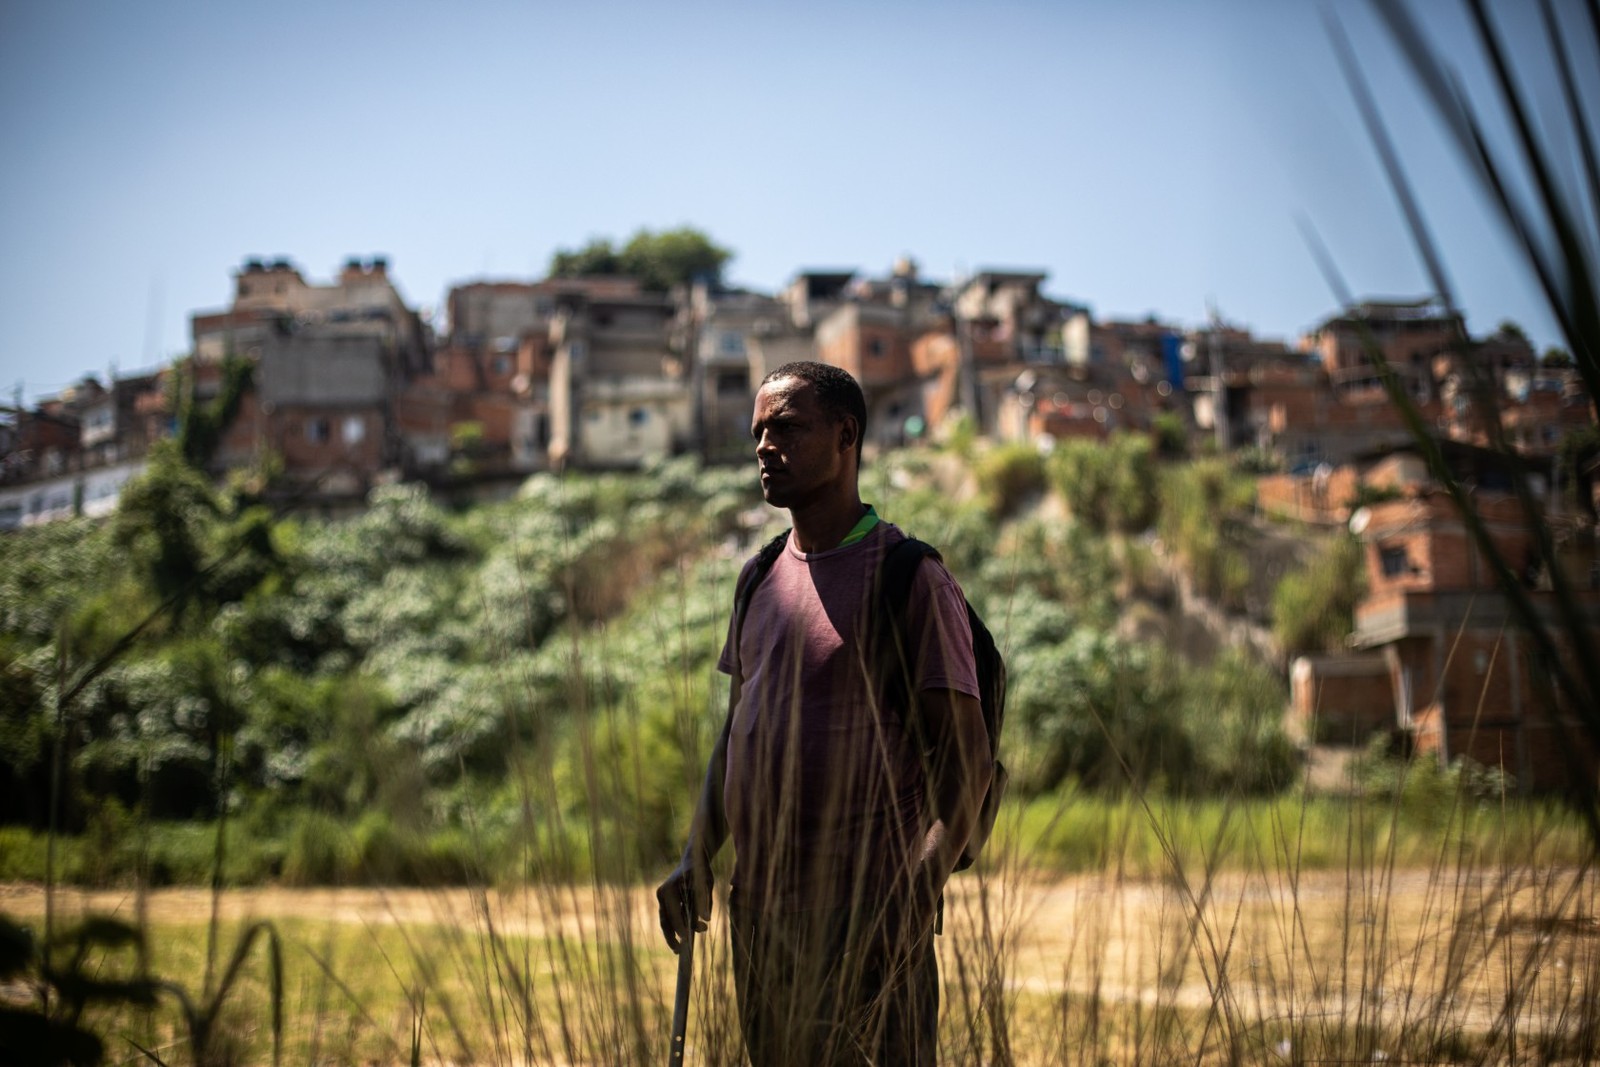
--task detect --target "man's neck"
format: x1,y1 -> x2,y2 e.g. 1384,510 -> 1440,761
788,494 -> 868,553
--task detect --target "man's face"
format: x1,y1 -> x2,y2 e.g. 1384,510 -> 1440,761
750,377 -> 855,509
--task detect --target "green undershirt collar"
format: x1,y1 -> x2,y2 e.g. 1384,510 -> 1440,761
836,504 -> 879,548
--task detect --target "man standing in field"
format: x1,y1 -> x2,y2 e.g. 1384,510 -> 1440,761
656,361 -> 991,1066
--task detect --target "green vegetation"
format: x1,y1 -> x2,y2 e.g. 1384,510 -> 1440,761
1156,457 -> 1255,612
1048,433 -> 1158,534
5,438 -> 1595,1066
1272,533 -> 1365,656
548,226 -> 733,292
972,441 -> 1046,518
3,436 -> 1570,892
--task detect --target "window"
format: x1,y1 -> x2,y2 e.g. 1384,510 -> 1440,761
306,418 -> 330,444
1380,544 -> 1410,578
868,338 -> 886,358
492,356 -> 512,376
629,408 -> 650,427
720,331 -> 745,355
342,416 -> 365,444
717,371 -> 746,395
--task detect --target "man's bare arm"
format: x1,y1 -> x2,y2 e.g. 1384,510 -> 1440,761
655,705 -> 732,954
906,688 -> 990,929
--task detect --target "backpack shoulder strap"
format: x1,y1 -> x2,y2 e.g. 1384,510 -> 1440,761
874,537 -> 939,717
723,528 -> 790,723
734,528 -> 791,630
879,536 -> 939,613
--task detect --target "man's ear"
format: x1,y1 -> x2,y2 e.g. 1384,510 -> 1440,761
838,416 -> 859,454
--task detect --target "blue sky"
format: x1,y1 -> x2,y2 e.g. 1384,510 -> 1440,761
0,0 -> 1587,402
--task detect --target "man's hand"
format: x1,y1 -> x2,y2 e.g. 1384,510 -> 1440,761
656,853 -> 713,954
657,712 -> 732,954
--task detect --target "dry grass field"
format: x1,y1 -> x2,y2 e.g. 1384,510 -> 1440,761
6,858 -> 1596,1065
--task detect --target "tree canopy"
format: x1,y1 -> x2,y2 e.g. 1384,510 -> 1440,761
547,227 -> 732,292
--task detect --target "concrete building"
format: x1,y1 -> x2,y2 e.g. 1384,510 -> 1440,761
679,283 -> 815,463
187,256 -> 432,497
0,369 -> 174,529
418,276 -> 663,479
546,291 -> 689,469
813,265 -> 934,448
778,270 -> 856,330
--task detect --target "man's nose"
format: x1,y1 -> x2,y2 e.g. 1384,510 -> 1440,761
755,430 -> 777,456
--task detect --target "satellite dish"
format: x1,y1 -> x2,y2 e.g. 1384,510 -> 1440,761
1349,507 -> 1372,535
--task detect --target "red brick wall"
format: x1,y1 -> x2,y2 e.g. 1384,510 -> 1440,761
816,323 -> 860,381
270,406 -> 384,476
1258,468 -> 1362,524
1291,656 -> 1395,742
910,332 -> 960,430
213,392 -> 263,469
856,324 -> 911,387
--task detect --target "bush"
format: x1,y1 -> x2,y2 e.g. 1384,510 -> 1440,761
973,442 -> 1047,518
1179,651 -> 1298,795
348,810 -> 482,884
282,811 -> 355,886
1157,460 -> 1255,611
1151,412 -> 1189,458
0,827 -> 59,881
1357,738 -> 1516,826
1049,433 -> 1158,533
1273,534 -> 1366,655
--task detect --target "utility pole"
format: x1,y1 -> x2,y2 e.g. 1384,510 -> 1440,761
1209,305 -> 1228,453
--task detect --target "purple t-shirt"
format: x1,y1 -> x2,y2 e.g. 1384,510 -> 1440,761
717,521 -> 980,912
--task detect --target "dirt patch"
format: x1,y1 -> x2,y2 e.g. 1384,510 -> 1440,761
5,863 -> 1594,1036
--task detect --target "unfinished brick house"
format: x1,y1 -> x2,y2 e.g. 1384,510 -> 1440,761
189,257 -> 431,500
400,277 -> 644,481
811,260 -> 937,448
1303,298 -> 1461,402
901,269 -> 1092,441
1312,444 -> 1600,792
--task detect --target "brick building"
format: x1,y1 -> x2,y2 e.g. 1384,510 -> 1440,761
189,257 -> 431,498
1347,450 -> 1598,791
680,283 -> 814,463
1303,298 -> 1461,402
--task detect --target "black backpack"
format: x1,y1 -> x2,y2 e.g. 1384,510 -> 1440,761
734,529 -> 1008,872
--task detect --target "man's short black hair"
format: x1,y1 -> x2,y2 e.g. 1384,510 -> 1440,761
761,361 -> 867,456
